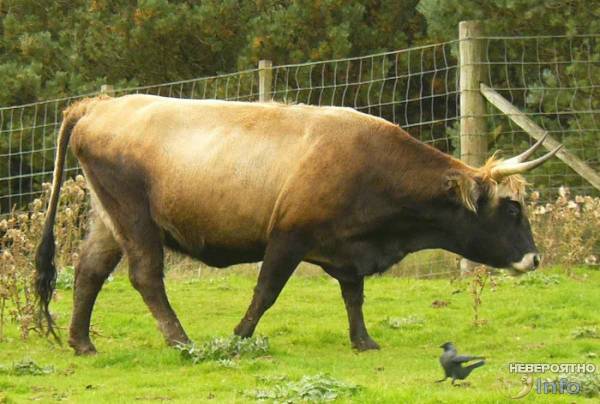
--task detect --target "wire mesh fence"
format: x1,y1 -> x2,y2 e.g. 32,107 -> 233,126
0,33 -> 598,277
483,34 -> 600,197
0,69 -> 261,214
269,40 -> 460,155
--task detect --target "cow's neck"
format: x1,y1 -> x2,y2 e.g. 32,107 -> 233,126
391,201 -> 470,257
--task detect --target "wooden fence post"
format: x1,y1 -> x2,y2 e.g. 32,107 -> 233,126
459,20 -> 487,166
459,20 -> 487,275
100,84 -> 114,96
258,59 -> 273,102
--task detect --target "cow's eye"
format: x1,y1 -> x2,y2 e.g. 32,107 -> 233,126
507,201 -> 521,217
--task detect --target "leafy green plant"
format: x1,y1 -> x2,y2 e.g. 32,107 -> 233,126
571,326 -> 600,339
55,266 -> 75,290
246,373 -> 360,402
0,359 -> 53,376
256,375 -> 289,383
176,335 -> 269,364
383,315 -> 424,330
515,272 -> 561,287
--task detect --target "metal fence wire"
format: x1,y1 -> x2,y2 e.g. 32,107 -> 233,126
0,34 -> 598,276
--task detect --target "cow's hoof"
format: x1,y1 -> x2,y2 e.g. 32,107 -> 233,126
233,322 -> 255,338
69,339 -> 97,356
167,337 -> 192,348
352,337 -> 381,351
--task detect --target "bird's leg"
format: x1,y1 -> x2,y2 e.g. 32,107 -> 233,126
435,377 -> 447,383
451,378 -> 456,385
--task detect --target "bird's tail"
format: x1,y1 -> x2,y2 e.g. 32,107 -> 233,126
465,359 -> 485,375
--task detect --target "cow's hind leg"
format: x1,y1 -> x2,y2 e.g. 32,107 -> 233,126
69,215 -> 122,355
234,231 -> 309,338
338,278 -> 380,351
81,163 -> 190,348
125,225 -> 190,347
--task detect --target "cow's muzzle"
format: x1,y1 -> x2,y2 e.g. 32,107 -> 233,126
511,252 -> 541,272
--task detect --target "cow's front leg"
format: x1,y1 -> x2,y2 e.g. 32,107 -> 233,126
339,278 -> 380,351
234,231 -> 309,338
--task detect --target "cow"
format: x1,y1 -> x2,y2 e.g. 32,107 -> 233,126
35,95 -> 560,355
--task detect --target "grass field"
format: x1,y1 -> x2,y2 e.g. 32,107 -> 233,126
0,265 -> 599,403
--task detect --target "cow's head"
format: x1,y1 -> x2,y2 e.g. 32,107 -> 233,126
444,135 -> 561,273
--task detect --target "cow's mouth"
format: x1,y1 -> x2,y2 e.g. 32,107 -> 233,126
511,252 -> 541,272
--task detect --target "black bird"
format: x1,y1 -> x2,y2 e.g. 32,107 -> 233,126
436,342 -> 485,384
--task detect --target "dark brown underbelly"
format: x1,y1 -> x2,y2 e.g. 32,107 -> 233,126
162,228 -> 265,268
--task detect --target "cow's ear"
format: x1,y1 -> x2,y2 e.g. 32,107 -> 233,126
443,169 -> 480,212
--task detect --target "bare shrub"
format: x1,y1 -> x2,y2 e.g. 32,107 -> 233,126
468,265 -> 497,326
246,373 -> 360,402
0,176 -> 89,340
528,187 -> 600,267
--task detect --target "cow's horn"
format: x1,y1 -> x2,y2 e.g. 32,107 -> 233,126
502,133 -> 548,165
490,145 -> 563,179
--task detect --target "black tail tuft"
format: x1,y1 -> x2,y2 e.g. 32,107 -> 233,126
32,97 -> 98,344
34,222 -> 61,343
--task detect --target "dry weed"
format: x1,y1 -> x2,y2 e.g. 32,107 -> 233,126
0,176 -> 88,340
528,187 -> 600,267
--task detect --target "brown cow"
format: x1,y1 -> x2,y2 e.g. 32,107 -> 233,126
35,95 -> 559,354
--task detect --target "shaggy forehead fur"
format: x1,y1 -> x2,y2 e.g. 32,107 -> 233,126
476,155 -> 528,203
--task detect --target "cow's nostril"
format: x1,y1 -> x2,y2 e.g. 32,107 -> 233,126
532,254 -> 541,269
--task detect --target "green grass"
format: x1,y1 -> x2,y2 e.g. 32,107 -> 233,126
0,266 -> 599,403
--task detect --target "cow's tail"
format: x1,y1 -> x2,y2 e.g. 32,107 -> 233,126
34,97 -> 101,342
